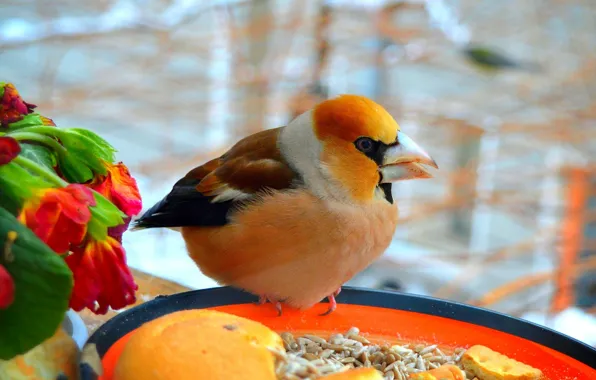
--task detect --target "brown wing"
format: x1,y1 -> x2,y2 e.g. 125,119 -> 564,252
132,127 -> 299,229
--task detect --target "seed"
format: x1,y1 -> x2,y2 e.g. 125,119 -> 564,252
320,349 -> 334,359
305,344 -> 322,354
384,362 -> 397,372
272,329 -> 467,379
342,339 -> 360,346
350,334 -> 371,344
329,333 -> 344,344
414,344 -> 426,353
386,353 -> 397,364
416,355 -> 426,371
419,345 -> 437,356
304,334 -> 327,344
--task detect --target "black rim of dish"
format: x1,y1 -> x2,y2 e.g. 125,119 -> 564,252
82,286 -> 596,375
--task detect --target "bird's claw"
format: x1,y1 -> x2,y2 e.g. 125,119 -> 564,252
320,287 -> 342,316
274,301 -> 283,317
257,295 -> 284,316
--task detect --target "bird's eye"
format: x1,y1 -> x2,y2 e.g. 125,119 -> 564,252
355,137 -> 375,153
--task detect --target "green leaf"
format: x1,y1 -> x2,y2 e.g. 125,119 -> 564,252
59,129 -> 112,175
69,128 -> 117,162
19,143 -> 56,172
0,184 -> 21,216
0,207 -> 73,360
95,193 -> 126,223
5,114 -> 44,132
86,217 -> 108,240
7,127 -> 116,182
56,152 -> 94,183
0,162 -> 53,202
86,192 -> 126,240
0,160 -> 55,230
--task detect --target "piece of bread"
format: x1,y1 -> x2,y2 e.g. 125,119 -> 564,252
408,364 -> 466,379
322,367 -> 384,379
0,327 -> 79,380
461,345 -> 544,380
114,309 -> 284,380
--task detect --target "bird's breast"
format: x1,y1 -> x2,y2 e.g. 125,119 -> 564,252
181,189 -> 398,309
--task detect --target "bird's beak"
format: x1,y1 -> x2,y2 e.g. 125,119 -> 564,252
380,131 -> 438,183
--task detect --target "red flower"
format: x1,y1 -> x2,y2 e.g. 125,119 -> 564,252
89,162 -> 142,217
0,264 -> 15,309
0,136 -> 21,165
0,83 -> 36,127
66,237 -> 137,314
88,162 -> 142,242
18,184 -> 96,254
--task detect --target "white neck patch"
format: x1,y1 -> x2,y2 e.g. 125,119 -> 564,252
278,110 -> 350,201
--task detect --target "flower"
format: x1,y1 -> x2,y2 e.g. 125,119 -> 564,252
0,136 -> 21,165
89,162 -> 142,217
0,83 -> 36,127
0,264 -> 15,309
88,161 -> 142,242
107,221 -> 130,244
40,115 -> 56,126
66,236 -> 137,314
18,184 -> 96,254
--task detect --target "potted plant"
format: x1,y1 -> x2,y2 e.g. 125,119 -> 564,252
0,82 -> 142,377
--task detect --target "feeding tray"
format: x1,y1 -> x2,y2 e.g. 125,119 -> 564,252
81,286 -> 596,380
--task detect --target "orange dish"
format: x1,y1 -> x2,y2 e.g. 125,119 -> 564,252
79,287 -> 596,380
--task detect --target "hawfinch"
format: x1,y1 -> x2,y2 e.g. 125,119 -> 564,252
133,94 -> 437,315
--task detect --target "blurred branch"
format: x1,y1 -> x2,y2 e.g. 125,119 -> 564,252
0,0 -> 250,49
472,256 -> 596,308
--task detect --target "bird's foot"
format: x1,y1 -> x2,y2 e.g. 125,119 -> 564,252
320,287 -> 342,316
273,301 -> 283,316
256,295 -> 268,305
256,295 -> 284,316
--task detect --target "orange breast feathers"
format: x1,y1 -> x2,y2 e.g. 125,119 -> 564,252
181,189 -> 398,310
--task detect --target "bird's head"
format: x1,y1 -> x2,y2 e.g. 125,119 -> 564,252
279,94 -> 438,203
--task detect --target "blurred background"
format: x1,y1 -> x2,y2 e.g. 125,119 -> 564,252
2,0 -> 595,344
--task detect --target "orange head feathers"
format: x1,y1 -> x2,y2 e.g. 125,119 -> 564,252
313,94 -> 400,145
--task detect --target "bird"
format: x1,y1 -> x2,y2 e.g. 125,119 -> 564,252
132,94 -> 438,316
462,44 -> 543,74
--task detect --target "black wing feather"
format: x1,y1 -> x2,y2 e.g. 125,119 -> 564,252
131,177 -> 239,229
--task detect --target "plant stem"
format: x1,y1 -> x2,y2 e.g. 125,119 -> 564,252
13,156 -> 67,187
8,132 -> 67,156
6,125 -> 60,137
